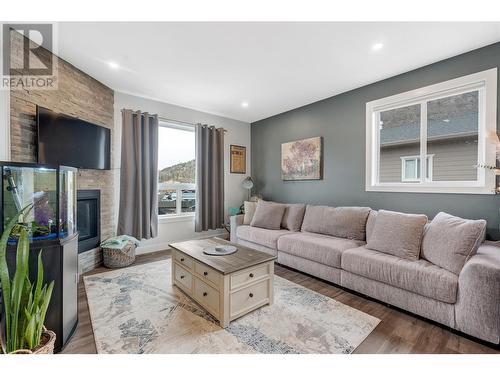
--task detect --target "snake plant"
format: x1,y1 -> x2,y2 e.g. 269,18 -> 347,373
0,206 -> 54,353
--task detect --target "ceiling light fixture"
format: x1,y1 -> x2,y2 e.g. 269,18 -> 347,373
108,61 -> 120,70
241,101 -> 249,108
372,43 -> 384,51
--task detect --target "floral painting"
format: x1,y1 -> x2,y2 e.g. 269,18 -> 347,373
281,137 -> 322,180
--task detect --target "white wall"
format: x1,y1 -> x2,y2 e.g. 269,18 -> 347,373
113,92 -> 251,254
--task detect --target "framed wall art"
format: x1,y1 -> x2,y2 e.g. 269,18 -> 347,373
281,136 -> 322,181
230,145 -> 246,174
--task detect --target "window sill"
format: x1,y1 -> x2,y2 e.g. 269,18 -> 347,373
158,214 -> 195,223
366,184 -> 495,195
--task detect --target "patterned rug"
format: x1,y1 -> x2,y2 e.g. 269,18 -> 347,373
84,259 -> 379,354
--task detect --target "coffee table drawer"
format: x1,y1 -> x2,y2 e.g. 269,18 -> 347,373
230,263 -> 271,290
194,261 -> 221,289
230,279 -> 270,318
174,251 -> 193,270
174,263 -> 193,292
194,278 -> 220,315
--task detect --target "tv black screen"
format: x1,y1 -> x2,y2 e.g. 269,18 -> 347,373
37,106 -> 111,170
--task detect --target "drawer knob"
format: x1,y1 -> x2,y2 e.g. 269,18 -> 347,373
249,273 -> 254,278
180,275 -> 185,279
249,293 -> 254,298
203,271 -> 208,276
203,292 -> 208,297
180,258 -> 185,262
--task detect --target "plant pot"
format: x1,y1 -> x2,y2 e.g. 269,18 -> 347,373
9,329 -> 56,354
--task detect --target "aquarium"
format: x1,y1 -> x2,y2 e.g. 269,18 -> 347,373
0,162 -> 77,242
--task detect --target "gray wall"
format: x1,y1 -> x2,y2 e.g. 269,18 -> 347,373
251,42 -> 500,239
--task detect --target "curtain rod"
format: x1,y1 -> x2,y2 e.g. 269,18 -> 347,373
158,116 -> 227,132
122,110 -> 227,132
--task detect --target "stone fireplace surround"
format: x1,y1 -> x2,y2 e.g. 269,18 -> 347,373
9,43 -> 115,273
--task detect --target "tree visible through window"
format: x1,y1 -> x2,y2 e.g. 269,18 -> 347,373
157,123 -> 195,216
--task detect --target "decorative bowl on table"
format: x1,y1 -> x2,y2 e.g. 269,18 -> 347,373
203,245 -> 238,256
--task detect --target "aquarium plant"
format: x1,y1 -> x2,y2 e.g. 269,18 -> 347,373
0,206 -> 54,353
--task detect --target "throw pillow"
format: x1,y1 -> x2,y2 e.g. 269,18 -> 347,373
301,205 -> 371,241
365,210 -> 378,242
421,212 -> 486,274
243,201 -> 257,225
250,200 -> 286,230
366,209 -> 428,260
281,203 -> 306,232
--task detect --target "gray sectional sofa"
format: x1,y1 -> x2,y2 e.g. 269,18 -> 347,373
230,203 -> 500,344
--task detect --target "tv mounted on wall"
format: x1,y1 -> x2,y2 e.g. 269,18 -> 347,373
37,106 -> 111,170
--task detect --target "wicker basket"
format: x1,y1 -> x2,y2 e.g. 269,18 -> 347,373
103,242 -> 137,268
9,328 -> 56,354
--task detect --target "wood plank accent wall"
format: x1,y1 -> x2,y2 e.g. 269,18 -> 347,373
9,40 -> 115,270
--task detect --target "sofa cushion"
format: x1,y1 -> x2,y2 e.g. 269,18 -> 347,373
281,203 -> 306,232
250,200 -> 286,230
365,210 -> 377,242
277,232 -> 365,268
366,210 -> 427,260
243,201 -> 258,225
300,205 -> 371,241
236,225 -> 290,249
237,238 -> 277,257
342,246 -> 458,303
422,212 -> 487,275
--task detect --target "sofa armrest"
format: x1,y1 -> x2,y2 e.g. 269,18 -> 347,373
230,214 -> 245,243
455,241 -> 500,344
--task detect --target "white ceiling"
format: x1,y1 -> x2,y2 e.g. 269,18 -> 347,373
56,22 -> 500,123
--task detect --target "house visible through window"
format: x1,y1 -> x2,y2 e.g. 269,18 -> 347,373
157,121 -> 195,216
366,68 -> 497,194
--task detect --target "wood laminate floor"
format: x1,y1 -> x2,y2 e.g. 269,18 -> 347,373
62,249 -> 499,354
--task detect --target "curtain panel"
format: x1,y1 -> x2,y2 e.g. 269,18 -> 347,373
117,109 -> 159,239
195,124 -> 225,232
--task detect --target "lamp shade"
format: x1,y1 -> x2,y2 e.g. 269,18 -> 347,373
242,176 -> 254,190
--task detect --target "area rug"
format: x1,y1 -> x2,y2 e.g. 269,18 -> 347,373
84,259 -> 379,354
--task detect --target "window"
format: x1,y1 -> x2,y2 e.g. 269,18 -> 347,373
157,121 -> 196,217
366,68 -> 497,194
401,155 -> 433,182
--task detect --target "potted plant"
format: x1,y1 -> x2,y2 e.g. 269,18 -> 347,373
476,163 -> 500,194
0,206 -> 55,354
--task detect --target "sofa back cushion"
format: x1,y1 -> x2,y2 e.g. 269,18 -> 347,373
421,212 -> 486,275
243,201 -> 258,225
281,203 -> 306,232
366,209 -> 428,260
301,205 -> 371,241
250,200 -> 286,230
365,210 -> 378,242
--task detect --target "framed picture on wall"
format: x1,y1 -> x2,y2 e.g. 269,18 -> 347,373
281,136 -> 322,181
230,145 -> 246,174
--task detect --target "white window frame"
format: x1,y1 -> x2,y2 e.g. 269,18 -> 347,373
400,154 -> 434,182
157,120 -> 196,220
366,68 -> 497,194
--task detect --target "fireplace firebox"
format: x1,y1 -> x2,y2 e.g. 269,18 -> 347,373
77,189 -> 100,253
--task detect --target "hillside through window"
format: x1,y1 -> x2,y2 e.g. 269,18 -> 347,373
158,122 -> 196,216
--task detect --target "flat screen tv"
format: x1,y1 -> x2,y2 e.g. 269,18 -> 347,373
37,106 -> 111,170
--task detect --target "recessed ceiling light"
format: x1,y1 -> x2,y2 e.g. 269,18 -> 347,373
108,61 -> 120,70
241,101 -> 249,108
372,43 -> 384,51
